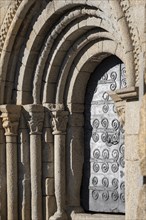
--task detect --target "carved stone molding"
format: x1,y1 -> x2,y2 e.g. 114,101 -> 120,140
51,110 -> 69,135
0,0 -> 23,55
120,0 -> 141,84
45,103 -> 64,112
44,103 -> 69,135
115,101 -> 126,127
23,105 -> 44,135
0,105 -> 21,136
108,87 -> 138,127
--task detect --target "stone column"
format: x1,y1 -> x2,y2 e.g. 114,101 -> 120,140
18,114 -> 31,220
23,105 -> 44,220
66,104 -> 84,215
0,118 -> 6,219
0,105 -> 21,220
49,106 -> 68,220
137,94 -> 146,220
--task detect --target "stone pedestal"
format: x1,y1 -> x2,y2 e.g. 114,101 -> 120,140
0,105 -> 21,220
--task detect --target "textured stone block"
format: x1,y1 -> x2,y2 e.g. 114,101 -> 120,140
137,184 -> 146,220
125,160 -> 143,220
42,142 -> 54,162
43,128 -> 53,143
43,162 -> 54,178
138,94 -> 146,176
43,196 -> 56,219
45,178 -> 54,196
125,101 -> 140,135
125,134 -> 139,161
42,178 -> 54,196
69,113 -> 84,127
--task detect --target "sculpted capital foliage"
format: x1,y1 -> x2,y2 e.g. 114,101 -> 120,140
115,104 -> 125,127
0,105 -> 21,136
23,105 -> 44,135
51,110 -> 69,135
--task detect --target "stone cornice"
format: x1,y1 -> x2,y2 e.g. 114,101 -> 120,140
0,105 -> 21,136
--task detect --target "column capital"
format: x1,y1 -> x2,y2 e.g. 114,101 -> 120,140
0,105 -> 21,136
44,103 -> 69,135
51,110 -> 69,135
43,103 -> 64,111
23,104 -> 44,135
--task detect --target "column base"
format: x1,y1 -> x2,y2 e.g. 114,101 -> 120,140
50,211 -> 68,220
67,206 -> 84,216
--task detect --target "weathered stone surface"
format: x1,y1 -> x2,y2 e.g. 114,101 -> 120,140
43,196 -> 56,219
125,160 -> 143,220
43,128 -> 53,143
138,94 -> 146,176
43,162 -> 54,178
125,135 -> 139,161
125,101 -> 140,135
45,178 -> 54,196
0,0 -> 145,219
42,142 -> 54,162
71,213 -> 125,220
137,184 -> 146,220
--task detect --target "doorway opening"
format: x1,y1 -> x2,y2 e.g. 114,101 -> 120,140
81,56 -> 126,214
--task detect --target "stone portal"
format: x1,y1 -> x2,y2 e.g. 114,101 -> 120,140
81,56 -> 126,213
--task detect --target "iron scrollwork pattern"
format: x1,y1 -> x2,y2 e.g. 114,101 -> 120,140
84,61 -> 126,213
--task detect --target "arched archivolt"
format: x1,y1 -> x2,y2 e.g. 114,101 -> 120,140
0,0 -> 38,104
18,5 -> 120,104
60,40 -> 126,106
0,0 -> 136,106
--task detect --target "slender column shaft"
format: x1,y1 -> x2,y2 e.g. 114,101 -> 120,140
6,136 -> 18,220
0,120 -> 6,219
48,105 -> 68,220
30,134 -> 42,220
0,105 -> 21,220
18,120 -> 31,220
54,134 -> 66,214
23,104 -> 44,220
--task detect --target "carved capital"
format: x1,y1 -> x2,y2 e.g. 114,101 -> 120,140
51,110 -> 69,135
23,105 -> 44,135
44,103 -> 64,112
115,102 -> 125,127
0,105 -> 21,136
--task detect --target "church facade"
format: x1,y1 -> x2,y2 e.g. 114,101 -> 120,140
0,0 -> 146,220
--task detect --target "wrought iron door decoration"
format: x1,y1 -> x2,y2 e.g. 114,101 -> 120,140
82,58 -> 126,213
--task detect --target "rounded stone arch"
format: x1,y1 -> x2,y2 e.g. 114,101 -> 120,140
58,39 -> 128,213
0,1 -> 141,220
0,0 -> 36,104
56,40 -> 130,105
0,0 -> 136,106
19,4 -> 120,105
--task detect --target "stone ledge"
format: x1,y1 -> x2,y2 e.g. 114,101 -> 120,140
71,213 -> 125,220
